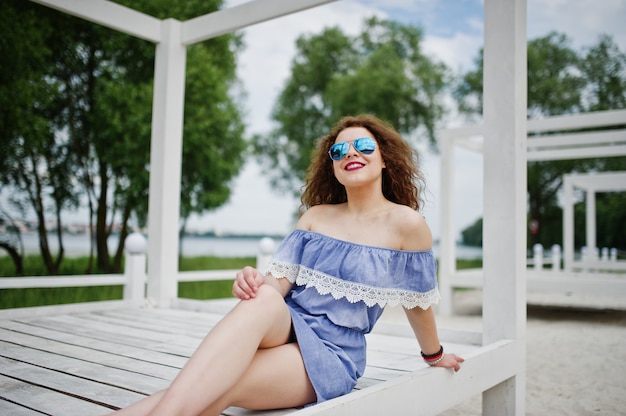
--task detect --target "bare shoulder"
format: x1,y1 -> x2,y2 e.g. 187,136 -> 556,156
391,205 -> 433,251
294,204 -> 340,231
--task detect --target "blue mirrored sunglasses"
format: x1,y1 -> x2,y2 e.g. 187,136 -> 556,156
328,137 -> 377,161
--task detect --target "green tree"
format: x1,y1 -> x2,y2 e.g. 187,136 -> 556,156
1,0 -> 246,273
461,218 -> 482,247
0,2 -> 80,274
255,17 -> 449,196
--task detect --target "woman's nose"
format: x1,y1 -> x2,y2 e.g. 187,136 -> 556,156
345,142 -> 358,157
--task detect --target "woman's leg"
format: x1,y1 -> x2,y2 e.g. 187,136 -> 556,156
200,342 -> 316,415
112,284 -> 308,415
109,390 -> 165,415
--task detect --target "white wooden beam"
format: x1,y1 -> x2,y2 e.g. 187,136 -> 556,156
0,275 -> 126,289
482,0 -> 527,414
146,19 -> 187,307
291,340 -> 520,416
439,109 -> 626,160
527,108 -> 626,133
527,129 -> 626,161
439,108 -> 626,140
528,144 -> 626,161
528,129 -> 626,149
181,0 -> 338,45
569,171 -> 626,191
30,0 -> 162,43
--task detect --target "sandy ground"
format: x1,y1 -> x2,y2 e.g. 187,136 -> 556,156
430,290 -> 626,416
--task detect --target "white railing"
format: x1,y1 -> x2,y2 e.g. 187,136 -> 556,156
528,243 -> 624,273
0,233 -> 277,307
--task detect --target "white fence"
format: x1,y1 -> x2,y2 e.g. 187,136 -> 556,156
529,243 -> 624,273
0,233 -> 276,307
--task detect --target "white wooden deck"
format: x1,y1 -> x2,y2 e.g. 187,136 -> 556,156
0,299 -> 483,416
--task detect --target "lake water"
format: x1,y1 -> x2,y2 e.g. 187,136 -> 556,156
7,232 -> 484,260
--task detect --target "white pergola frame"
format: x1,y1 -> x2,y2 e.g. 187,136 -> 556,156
563,171 -> 626,271
438,109 -> 626,316
27,1 -> 528,414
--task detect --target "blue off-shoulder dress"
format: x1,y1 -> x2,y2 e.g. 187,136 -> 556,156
264,230 -> 440,404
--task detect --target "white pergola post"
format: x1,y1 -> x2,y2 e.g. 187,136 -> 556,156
437,136 -> 456,316
482,0 -> 527,414
146,19 -> 187,307
563,175 -> 575,272
586,187 -> 597,257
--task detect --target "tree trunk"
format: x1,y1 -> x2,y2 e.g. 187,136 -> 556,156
96,160 -> 111,272
112,204 -> 132,273
0,242 -> 23,275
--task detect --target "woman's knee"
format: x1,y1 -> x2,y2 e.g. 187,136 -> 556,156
235,284 -> 292,347
255,283 -> 284,304
241,284 -> 287,318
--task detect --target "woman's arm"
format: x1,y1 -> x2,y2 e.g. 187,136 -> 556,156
232,208 -> 318,301
232,266 -> 293,300
404,306 -> 464,371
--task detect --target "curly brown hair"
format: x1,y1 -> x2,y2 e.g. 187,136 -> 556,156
300,114 -> 426,212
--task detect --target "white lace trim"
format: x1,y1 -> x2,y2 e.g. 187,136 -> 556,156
266,260 -> 440,310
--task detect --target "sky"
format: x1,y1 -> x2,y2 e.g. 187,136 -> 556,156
186,0 -> 626,238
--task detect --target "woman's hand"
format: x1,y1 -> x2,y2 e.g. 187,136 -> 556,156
232,266 -> 266,300
432,352 -> 465,372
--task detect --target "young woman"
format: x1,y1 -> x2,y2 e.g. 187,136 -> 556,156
112,114 -> 463,415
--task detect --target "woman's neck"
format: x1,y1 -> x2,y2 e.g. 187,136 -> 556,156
344,187 -> 390,216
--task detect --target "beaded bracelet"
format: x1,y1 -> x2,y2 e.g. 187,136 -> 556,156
421,345 -> 444,360
425,353 -> 446,366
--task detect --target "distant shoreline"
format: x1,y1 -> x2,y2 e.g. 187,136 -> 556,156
2,232 -> 484,260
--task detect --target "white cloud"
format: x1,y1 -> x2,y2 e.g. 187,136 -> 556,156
187,159 -> 299,235
423,32 -> 483,72
528,0 -> 626,48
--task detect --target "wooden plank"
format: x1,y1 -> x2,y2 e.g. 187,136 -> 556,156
0,300 -> 133,320
182,0 -> 338,44
30,0 -> 162,43
73,311 -> 211,338
360,367 -> 409,383
0,328 -> 180,380
0,341 -> 170,394
103,306 -> 226,326
17,315 -> 201,355
365,350 -> 422,372
0,356 -> 145,410
92,308 -> 222,334
222,406 -> 298,416
0,399 -> 42,416
0,320 -> 188,368
353,376 -> 388,390
0,374 -> 111,416
70,310 -> 211,339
